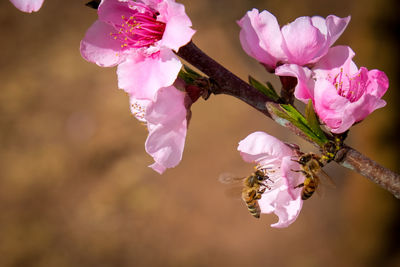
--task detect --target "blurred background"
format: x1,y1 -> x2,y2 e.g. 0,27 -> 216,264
1,0 -> 399,266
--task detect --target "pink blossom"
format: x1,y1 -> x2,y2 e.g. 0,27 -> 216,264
238,9 -> 350,71
80,0 -> 195,100
10,0 -> 44,12
276,46 -> 389,133
238,132 -> 304,228
130,85 -> 188,174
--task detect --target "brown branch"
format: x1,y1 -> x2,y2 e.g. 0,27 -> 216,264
177,41 -> 400,199
336,146 -> 400,198
177,41 -> 275,113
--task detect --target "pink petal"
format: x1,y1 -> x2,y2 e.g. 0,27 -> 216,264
10,0 -> 44,12
270,192 -> 303,228
281,16 -> 326,65
275,64 -> 314,102
145,86 -> 187,125
325,15 -> 351,47
366,69 -> 389,98
117,48 -> 182,100
80,20 -> 126,67
348,94 -> 386,124
314,46 -> 355,74
157,0 -> 196,52
311,16 -> 328,35
346,68 -> 388,123
280,156 -> 304,200
238,131 -> 293,164
238,9 -> 284,70
313,79 -> 354,133
258,188 -> 281,213
309,15 -> 351,60
144,86 -> 187,174
98,0 -> 134,25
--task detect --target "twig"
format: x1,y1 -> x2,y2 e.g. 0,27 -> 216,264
177,41 -> 400,199
336,146 -> 400,198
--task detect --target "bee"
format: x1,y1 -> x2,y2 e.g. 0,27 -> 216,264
293,152 -> 334,200
219,168 -> 271,218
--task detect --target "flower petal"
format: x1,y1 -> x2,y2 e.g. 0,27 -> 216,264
275,64 -> 314,102
238,131 -> 294,164
10,0 -> 44,12
144,86 -> 187,174
238,9 -> 284,70
98,0 -> 134,25
281,156 -> 304,200
281,16 -> 326,65
325,15 -> 351,47
157,0 -> 196,52
313,79 -> 354,133
80,20 -> 126,67
117,49 -> 182,100
366,69 -> 389,98
313,46 -> 356,74
269,192 -> 303,228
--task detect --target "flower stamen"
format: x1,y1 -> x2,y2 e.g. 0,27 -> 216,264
110,4 -> 166,50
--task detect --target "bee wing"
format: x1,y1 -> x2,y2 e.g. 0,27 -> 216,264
224,186 -> 244,199
313,169 -> 335,198
218,173 -> 244,200
218,172 -> 244,185
318,169 -> 336,189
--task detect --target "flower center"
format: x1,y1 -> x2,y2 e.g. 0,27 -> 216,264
330,68 -> 365,103
111,3 -> 166,50
130,100 -> 148,123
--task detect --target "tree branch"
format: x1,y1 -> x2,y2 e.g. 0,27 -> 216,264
336,146 -> 400,198
177,41 -> 400,199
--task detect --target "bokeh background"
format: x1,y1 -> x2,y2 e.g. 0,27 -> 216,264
1,0 -> 399,266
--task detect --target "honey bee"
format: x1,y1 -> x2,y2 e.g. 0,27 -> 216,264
219,168 -> 271,218
293,152 -> 334,200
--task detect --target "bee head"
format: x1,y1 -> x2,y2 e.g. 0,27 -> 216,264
299,154 -> 312,165
257,175 -> 265,181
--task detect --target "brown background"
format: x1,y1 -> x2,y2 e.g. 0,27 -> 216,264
1,0 -> 399,266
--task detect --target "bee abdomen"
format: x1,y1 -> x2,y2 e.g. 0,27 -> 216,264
246,199 -> 261,218
301,182 -> 317,200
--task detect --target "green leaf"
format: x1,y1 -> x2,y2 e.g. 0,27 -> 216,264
305,100 -> 327,142
178,69 -> 194,84
183,65 -> 201,79
269,103 -> 328,146
248,76 -> 280,101
178,65 -> 203,84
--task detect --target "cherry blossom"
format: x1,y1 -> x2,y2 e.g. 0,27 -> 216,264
238,132 -> 305,228
9,0 -> 44,12
238,9 -> 350,72
130,85 -> 189,174
80,0 -> 195,100
275,46 -> 389,133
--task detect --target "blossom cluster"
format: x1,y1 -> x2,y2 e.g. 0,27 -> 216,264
80,0 -> 195,174
237,9 -> 389,227
238,9 -> 389,134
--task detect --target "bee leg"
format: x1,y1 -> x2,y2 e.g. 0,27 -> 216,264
291,169 -> 308,176
294,183 -> 304,189
258,187 -> 266,194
